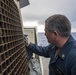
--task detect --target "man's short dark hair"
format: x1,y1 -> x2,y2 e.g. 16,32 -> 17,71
45,14 -> 71,37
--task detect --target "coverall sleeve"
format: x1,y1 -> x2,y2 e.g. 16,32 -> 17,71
70,56 -> 76,75
68,51 -> 76,75
71,65 -> 76,75
26,43 -> 54,57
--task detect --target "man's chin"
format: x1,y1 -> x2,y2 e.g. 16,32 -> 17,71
48,41 -> 54,45
48,41 -> 51,44
47,40 -> 50,43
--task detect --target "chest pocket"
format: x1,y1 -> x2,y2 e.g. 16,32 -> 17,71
55,64 -> 64,75
55,57 -> 65,75
49,63 -> 64,75
50,56 -> 65,75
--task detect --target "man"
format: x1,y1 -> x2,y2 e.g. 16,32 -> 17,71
25,14 -> 76,75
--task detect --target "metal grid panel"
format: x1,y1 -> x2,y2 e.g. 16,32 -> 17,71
0,0 -> 28,75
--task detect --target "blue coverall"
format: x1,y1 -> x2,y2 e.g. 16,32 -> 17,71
26,35 -> 76,75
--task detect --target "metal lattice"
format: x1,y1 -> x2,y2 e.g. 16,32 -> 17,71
0,0 -> 28,75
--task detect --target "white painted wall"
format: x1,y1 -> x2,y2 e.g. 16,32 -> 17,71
23,27 -> 37,44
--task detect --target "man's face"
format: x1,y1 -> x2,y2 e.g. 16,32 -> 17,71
44,24 -> 55,43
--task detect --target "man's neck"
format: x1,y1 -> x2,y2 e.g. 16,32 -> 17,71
56,37 -> 69,49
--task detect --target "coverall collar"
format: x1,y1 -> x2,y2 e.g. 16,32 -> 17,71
58,35 -> 75,60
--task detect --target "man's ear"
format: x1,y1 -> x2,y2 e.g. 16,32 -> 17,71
53,31 -> 58,36
53,31 -> 59,40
